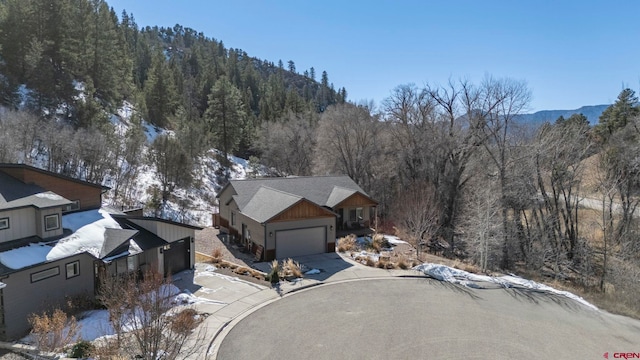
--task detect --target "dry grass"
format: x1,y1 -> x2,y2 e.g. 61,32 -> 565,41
365,257 -> 376,267
282,258 -> 303,278
337,234 -> 357,252
396,257 -> 409,270
211,247 -> 224,263
371,234 -> 390,253
234,266 -> 251,275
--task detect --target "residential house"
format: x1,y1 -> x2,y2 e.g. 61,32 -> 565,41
0,165 -> 199,340
0,163 -> 109,212
217,176 -> 378,261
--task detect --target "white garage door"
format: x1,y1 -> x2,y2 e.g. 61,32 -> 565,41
275,227 -> 326,259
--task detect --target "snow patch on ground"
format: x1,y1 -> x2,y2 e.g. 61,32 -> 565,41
415,263 -> 598,310
385,235 -> 407,245
305,268 -> 321,275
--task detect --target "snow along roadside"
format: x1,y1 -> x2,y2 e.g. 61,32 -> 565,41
414,263 -> 598,311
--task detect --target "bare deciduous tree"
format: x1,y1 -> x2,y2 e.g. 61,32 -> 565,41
314,103 -> 381,191
391,181 -> 439,261
258,111 -> 318,176
97,270 -> 207,360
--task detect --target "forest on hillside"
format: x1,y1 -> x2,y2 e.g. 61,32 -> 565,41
0,0 -> 639,316
0,0 -> 345,157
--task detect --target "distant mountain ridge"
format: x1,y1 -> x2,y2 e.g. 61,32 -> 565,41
515,104 -> 610,126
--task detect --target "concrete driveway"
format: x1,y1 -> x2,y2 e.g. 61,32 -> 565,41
216,278 -> 640,360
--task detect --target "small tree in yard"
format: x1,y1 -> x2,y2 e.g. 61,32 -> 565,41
391,181 -> 440,261
97,270 -> 206,360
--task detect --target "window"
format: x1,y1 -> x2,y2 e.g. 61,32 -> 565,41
349,207 -> 364,222
66,261 -> 80,279
127,255 -> 137,272
31,266 -> 60,283
44,214 -> 60,231
231,212 -> 236,226
0,217 -> 8,230
63,200 -> 81,213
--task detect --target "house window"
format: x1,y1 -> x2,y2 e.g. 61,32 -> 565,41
127,255 -> 137,272
31,266 -> 60,283
349,207 -> 364,222
66,261 -> 80,279
231,212 -> 236,226
0,217 -> 8,230
63,200 -> 81,213
44,214 -> 60,231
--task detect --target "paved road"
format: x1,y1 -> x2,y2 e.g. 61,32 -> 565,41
217,278 -> 640,360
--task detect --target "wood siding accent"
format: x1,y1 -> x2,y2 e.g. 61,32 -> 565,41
0,167 -> 102,210
265,249 -> 276,261
269,200 -> 334,223
334,192 -> 378,209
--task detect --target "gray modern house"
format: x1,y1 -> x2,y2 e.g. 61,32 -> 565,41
0,165 -> 200,340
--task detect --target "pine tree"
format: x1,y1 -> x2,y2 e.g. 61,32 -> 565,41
204,76 -> 245,163
595,88 -> 639,140
144,48 -> 178,128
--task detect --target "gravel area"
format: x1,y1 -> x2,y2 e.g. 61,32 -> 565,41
195,227 -> 256,268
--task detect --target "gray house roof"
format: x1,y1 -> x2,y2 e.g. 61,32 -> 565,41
222,176 -> 374,223
101,228 -> 140,258
239,186 -> 303,223
0,172 -> 72,210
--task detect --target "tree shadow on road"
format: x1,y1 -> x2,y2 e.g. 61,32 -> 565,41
427,278 -> 484,301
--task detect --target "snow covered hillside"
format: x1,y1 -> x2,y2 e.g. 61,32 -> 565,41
106,102 -> 265,227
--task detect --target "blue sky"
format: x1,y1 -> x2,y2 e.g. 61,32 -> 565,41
108,0 -> 640,112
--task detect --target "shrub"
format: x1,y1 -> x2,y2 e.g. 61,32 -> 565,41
396,257 -> 409,270
234,266 -> 250,275
282,258 -> 303,278
266,260 -> 280,284
211,247 -> 223,263
29,308 -> 78,352
365,257 -> 376,267
69,340 -> 94,358
371,234 -> 389,252
337,235 -> 357,252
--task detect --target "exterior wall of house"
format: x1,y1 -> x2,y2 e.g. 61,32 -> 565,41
236,212 -> 266,254
337,205 -> 373,229
0,167 -> 103,210
103,249 -> 161,277
217,186 -> 235,231
36,208 -> 64,239
127,219 -> 196,270
128,219 -> 196,242
0,207 -> 37,243
265,217 -> 335,251
0,253 -> 96,341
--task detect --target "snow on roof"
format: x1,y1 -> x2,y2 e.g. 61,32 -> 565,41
47,209 -> 122,261
0,209 -> 128,270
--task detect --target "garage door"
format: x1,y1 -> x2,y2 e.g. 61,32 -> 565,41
163,238 -> 190,275
275,227 -> 326,259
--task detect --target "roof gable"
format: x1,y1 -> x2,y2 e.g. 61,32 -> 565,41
241,186 -> 302,223
269,199 -> 335,223
227,176 -> 370,209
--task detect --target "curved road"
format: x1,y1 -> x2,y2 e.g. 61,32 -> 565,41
217,278 -> 640,360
